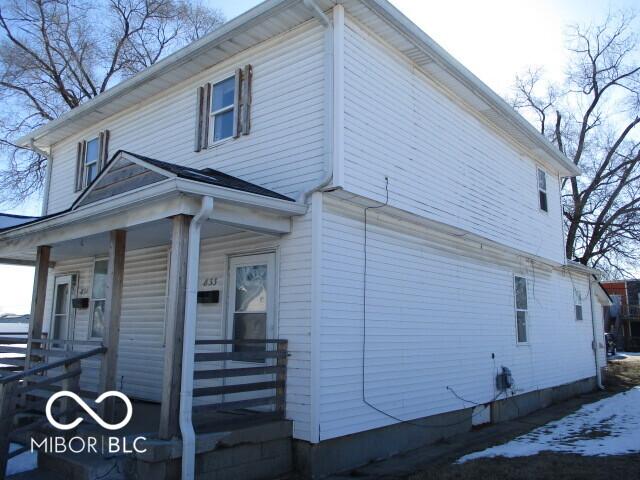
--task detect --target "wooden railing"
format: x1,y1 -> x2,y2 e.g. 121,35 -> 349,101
192,339 -> 288,430
0,336 -> 105,480
0,332 -> 28,375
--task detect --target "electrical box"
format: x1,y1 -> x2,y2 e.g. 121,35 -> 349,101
72,297 -> 89,309
197,290 -> 220,304
496,366 -> 513,391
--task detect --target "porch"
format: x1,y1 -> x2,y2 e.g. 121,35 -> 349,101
0,152 -> 306,479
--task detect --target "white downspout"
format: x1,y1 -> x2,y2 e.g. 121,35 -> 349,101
30,139 -> 52,216
297,3 -> 344,203
588,275 -> 604,390
180,196 -> 214,480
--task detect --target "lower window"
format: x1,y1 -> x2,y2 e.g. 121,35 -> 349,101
514,276 -> 528,343
89,259 -> 108,338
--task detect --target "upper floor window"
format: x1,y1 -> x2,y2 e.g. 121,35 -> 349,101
574,288 -> 584,321
537,167 -> 548,212
74,130 -> 110,192
84,137 -> 100,185
211,76 -> 236,143
514,276 -> 528,343
194,64 -> 253,152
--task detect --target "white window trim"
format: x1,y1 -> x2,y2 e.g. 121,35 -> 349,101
83,136 -> 100,188
209,74 -> 236,147
88,257 -> 108,340
575,288 -> 584,321
537,166 -> 548,213
514,275 -> 530,345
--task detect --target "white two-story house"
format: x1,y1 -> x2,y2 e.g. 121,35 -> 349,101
0,0 -> 610,479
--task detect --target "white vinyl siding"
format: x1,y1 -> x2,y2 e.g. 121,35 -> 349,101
43,246 -> 168,401
47,20 -> 326,214
318,194 -> 597,441
341,15 -> 565,264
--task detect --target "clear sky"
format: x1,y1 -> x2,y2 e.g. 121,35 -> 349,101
0,0 -> 636,314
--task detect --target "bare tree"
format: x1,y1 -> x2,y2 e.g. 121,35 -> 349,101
511,11 -> 640,276
0,0 -> 224,206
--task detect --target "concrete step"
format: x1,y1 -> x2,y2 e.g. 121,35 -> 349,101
38,450 -> 129,480
8,468 -> 65,480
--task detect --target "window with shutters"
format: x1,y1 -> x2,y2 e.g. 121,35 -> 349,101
514,276 -> 528,343
74,130 -> 110,192
537,167 -> 548,212
210,76 -> 236,143
194,65 -> 252,152
84,137 -> 100,185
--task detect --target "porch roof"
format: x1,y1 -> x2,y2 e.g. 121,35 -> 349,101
0,152 -> 307,263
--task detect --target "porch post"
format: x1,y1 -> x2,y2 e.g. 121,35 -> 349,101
98,230 -> 126,422
159,215 -> 191,439
25,245 -> 51,370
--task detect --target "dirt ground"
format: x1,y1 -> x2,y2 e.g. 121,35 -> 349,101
408,355 -> 640,480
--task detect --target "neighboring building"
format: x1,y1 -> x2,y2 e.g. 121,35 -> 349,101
0,1 -> 610,478
601,280 -> 640,350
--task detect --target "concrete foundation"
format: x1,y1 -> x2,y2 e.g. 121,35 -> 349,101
131,420 -> 293,480
295,376 -> 597,478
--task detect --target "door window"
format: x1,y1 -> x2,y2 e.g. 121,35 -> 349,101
232,264 -> 268,354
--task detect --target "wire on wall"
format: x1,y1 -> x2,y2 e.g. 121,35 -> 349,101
360,177 -> 502,429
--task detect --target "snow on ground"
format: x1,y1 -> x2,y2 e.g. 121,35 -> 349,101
6,443 -> 37,476
458,387 -> 640,462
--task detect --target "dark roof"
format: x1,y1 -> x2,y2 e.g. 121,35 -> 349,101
0,151 -> 295,234
121,151 -> 293,201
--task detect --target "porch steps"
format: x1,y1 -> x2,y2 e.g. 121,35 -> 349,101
10,419 -> 294,480
37,450 -> 128,480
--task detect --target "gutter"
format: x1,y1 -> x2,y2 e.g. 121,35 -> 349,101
180,196 -> 214,480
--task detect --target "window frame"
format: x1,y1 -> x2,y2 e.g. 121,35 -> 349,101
514,275 -> 529,345
88,257 -> 108,340
209,74 -> 236,146
83,136 -> 100,188
537,167 -> 548,213
574,288 -> 584,321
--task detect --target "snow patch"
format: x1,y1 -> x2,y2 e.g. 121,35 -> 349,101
458,387 -> 640,462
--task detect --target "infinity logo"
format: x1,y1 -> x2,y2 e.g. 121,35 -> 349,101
45,391 -> 133,431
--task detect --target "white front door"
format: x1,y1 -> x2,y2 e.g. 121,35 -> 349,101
224,253 -> 277,406
51,275 -> 75,348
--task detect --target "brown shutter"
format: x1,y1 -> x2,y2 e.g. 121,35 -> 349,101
201,83 -> 212,149
233,68 -> 243,139
241,64 -> 253,135
74,141 -> 86,192
194,86 -> 204,152
99,129 -> 110,170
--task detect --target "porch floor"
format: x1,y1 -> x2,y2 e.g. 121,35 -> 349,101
78,399 -> 283,438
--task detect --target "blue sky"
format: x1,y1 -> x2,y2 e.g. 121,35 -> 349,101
1,0 -> 637,314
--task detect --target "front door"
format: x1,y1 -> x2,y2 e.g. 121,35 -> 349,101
51,275 -> 75,348
225,253 -> 277,406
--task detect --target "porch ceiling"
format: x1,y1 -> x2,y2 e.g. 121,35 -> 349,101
45,218 -> 243,262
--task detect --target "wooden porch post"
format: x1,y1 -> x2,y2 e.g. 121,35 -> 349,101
98,230 -> 126,422
25,245 -> 51,370
159,215 -> 190,439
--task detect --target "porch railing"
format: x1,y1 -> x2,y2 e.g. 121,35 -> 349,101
0,334 -> 105,480
192,339 -> 288,430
